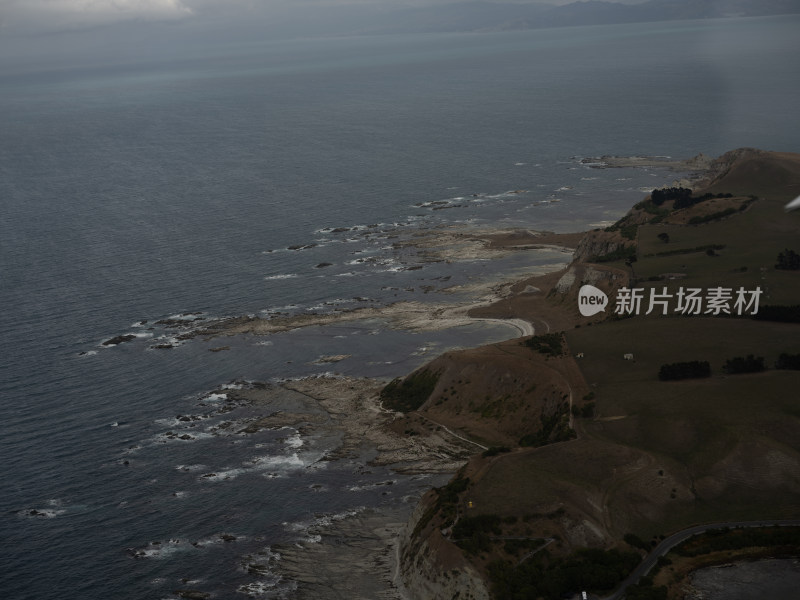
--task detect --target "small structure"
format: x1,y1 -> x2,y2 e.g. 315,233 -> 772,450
623,353 -> 634,361
576,352 -> 584,359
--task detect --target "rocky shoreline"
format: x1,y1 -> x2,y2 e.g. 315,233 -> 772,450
273,506 -> 414,600
180,227 -> 577,343
204,149 -> 800,599
218,374 -> 484,599
251,375 -> 479,599
238,229 -> 585,598
176,152 -> 723,599
202,222 -> 608,598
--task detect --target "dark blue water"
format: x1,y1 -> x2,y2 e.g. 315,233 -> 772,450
1,16 -> 798,599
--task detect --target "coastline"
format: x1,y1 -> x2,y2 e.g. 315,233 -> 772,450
272,505 -> 415,600
190,227 -> 578,340
255,148 -> 800,599
246,231 -> 584,598
192,153 -> 731,598
224,374 -> 483,598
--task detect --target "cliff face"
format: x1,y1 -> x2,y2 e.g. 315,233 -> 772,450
399,493 -> 491,600
572,229 -> 628,263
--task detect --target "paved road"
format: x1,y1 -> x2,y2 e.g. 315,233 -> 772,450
600,520 -> 800,600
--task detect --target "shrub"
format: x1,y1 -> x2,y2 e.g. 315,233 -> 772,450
524,333 -> 565,357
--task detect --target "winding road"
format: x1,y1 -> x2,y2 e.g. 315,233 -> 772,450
417,414 -> 489,451
599,520 -> 800,600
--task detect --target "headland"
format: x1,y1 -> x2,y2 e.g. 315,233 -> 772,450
176,148 -> 800,599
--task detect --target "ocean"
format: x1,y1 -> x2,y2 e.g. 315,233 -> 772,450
1,15 -> 798,599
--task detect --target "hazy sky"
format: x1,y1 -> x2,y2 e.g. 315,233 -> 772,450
0,0 -> 660,72
0,0 -> 647,34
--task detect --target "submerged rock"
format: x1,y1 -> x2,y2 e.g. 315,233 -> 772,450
102,334 -> 136,346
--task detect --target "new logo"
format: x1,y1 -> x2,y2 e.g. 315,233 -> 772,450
578,285 -> 609,317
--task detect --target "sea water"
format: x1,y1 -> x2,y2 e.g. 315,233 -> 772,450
1,16 -> 798,599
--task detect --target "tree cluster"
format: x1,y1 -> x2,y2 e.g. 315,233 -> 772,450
658,361 -> 711,381
752,304 -> 800,323
524,333 -> 564,357
571,401 -> 596,419
775,353 -> 800,370
650,188 -> 733,209
650,187 -> 693,206
722,355 -> 765,375
775,248 -> 800,270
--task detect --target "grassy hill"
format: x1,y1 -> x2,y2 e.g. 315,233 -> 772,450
396,148 -> 800,599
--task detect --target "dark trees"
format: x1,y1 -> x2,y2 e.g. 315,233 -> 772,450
775,249 -> 800,270
658,361 -> 711,381
722,355 -> 765,375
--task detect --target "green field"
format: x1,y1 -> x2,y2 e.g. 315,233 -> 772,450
634,194 -> 800,305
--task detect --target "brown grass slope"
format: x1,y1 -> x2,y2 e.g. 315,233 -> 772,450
413,341 -> 588,449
